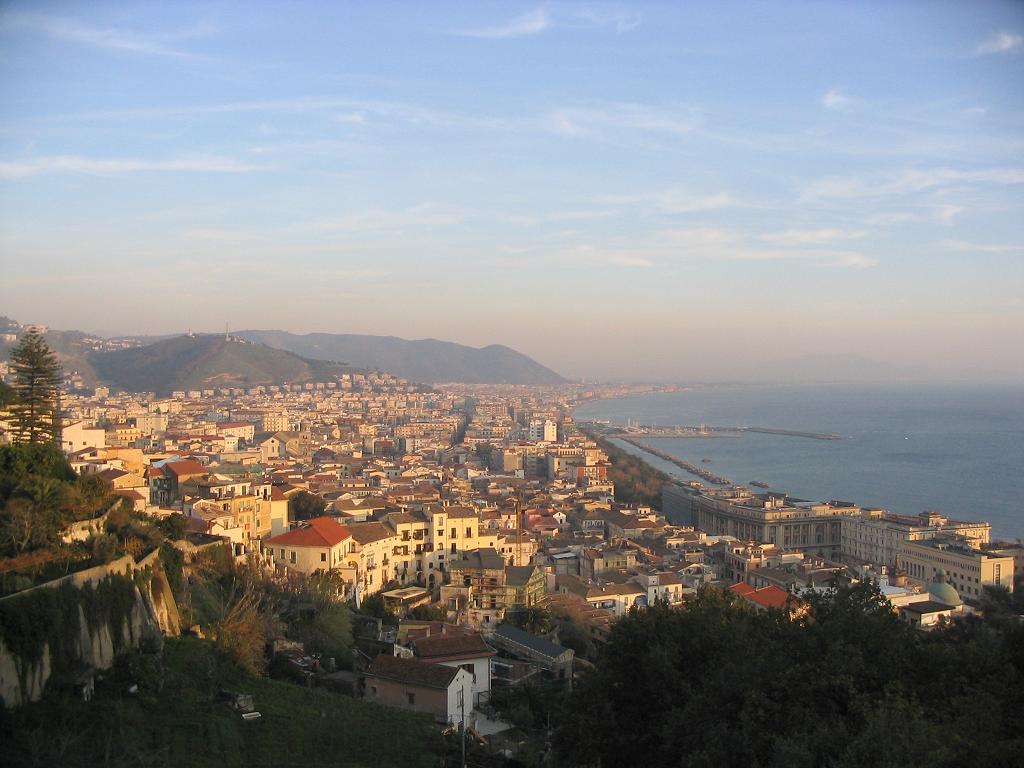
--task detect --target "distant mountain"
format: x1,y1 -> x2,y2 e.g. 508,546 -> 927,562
235,330 -> 566,385
89,335 -> 346,394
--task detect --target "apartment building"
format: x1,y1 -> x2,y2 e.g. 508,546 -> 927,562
841,509 -> 991,568
898,537 -> 1014,599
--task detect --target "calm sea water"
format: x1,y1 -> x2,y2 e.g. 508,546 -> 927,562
575,384 -> 1024,540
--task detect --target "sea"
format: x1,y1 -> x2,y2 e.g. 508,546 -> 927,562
574,384 -> 1024,541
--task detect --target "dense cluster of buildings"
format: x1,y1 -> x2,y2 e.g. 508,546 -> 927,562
4,366 -> 1019,735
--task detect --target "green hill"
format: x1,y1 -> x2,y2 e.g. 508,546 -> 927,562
238,329 -> 566,385
90,335 -> 345,394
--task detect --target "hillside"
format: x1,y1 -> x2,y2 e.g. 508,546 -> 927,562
90,334 -> 345,394
237,330 -> 566,385
1,636 -> 439,768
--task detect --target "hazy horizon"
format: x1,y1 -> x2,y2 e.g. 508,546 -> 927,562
1,1 -> 1022,383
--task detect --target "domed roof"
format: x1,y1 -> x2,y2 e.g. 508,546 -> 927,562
928,570 -> 962,607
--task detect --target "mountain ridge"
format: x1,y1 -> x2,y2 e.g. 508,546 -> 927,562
233,329 -> 566,385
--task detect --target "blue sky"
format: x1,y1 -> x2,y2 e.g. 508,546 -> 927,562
0,1 -> 1022,381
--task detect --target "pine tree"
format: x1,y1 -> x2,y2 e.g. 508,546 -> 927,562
9,330 -> 63,444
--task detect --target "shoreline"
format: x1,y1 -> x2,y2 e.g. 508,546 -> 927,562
579,390 -> 1021,542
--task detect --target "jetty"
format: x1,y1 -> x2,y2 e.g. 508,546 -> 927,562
610,424 -> 843,441
618,437 -> 732,486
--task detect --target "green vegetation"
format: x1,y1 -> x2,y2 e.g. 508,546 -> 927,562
289,489 -> 327,521
555,584 -> 1024,767
237,329 -> 567,385
0,443 -> 186,594
586,430 -> 671,508
89,334 -> 344,394
507,605 -> 553,635
0,573 -> 139,697
7,330 -> 62,444
0,637 -> 440,768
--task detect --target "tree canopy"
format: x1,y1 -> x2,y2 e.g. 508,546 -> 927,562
555,584 -> 1024,767
288,490 -> 327,521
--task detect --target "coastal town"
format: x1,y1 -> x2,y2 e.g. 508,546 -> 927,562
1,328 -> 1021,766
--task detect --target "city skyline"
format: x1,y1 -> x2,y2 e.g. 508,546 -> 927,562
1,1 -> 1022,382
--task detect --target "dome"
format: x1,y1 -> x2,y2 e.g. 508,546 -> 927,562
927,570 -> 962,607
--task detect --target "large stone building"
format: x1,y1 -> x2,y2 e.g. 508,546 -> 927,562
898,537 -> 1014,600
691,490 -> 857,557
841,509 -> 991,568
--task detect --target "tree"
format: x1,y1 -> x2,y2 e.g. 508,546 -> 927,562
8,331 -> 63,444
509,605 -> 553,634
288,490 -> 327,521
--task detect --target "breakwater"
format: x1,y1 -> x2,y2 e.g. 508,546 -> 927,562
619,437 -> 732,485
610,424 -> 842,441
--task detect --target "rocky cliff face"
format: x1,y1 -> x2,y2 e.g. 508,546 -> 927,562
0,551 -> 180,707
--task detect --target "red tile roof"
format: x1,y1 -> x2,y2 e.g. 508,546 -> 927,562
266,517 -> 351,548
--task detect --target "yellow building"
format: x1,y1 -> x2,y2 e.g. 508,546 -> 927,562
898,537 -> 1014,600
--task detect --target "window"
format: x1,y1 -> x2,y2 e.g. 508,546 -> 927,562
406,692 -> 415,705
290,551 -> 296,564
320,552 -> 327,562
451,527 -> 457,538
466,527 -> 473,538
451,543 -> 457,553
371,685 -> 377,697
460,663 -> 476,682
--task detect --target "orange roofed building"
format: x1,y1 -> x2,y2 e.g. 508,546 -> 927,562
729,582 -> 806,616
266,516 -> 354,578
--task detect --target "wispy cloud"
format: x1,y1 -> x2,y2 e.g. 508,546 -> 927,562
313,203 -> 463,233
760,228 -> 865,245
560,245 -> 654,268
547,102 -> 699,138
822,89 -> 856,110
975,31 -> 1023,56
646,227 -> 876,268
453,9 -> 551,39
0,154 -> 269,178
592,188 -> 733,214
941,239 -> 1024,255
802,167 -> 1024,200
451,7 -> 639,39
3,13 -> 211,60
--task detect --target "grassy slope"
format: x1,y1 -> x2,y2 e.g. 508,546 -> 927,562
1,637 -> 439,768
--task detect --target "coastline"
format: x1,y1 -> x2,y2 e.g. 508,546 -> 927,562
576,387 -> 1023,542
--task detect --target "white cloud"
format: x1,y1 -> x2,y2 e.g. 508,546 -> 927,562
822,89 -> 855,110
975,31 -> 1023,56
0,154 -> 269,178
453,9 -> 551,39
452,7 -> 640,39
3,13 -> 209,60
760,228 -> 865,245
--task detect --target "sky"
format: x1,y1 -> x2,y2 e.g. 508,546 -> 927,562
0,0 -> 1022,383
